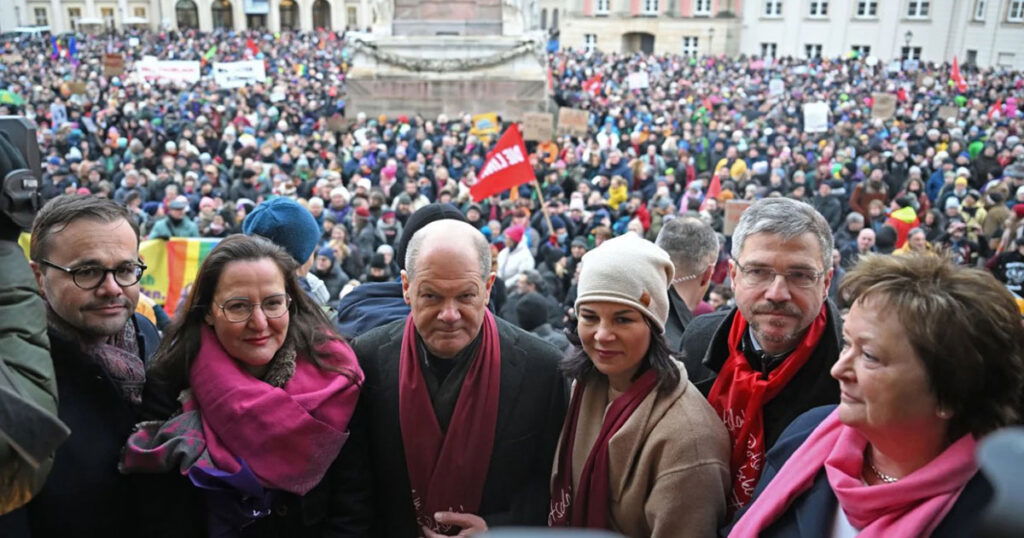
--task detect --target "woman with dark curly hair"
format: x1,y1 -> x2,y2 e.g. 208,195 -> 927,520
730,254 -> 1024,537
549,233 -> 730,537
121,234 -> 363,537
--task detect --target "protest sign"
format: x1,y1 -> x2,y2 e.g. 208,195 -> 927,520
768,79 -> 785,96
938,105 -> 959,120
627,72 -> 650,90
135,59 -> 201,84
724,200 -> 753,236
103,53 -> 125,77
557,108 -> 589,137
521,112 -> 554,142
802,102 -> 828,133
213,60 -> 266,89
66,82 -> 88,95
871,92 -> 897,119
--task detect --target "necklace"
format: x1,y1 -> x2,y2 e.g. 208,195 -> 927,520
866,452 -> 900,484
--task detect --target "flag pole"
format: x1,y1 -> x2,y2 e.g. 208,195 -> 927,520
533,180 -> 556,244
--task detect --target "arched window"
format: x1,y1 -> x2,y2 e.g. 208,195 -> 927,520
540,8 -> 547,29
552,8 -> 559,28
175,0 -> 199,29
211,0 -> 233,29
312,0 -> 331,30
280,0 -> 299,30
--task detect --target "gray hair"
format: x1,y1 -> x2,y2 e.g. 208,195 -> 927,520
520,269 -> 547,294
655,217 -> 719,277
731,198 -> 834,270
405,221 -> 491,281
845,212 -> 865,224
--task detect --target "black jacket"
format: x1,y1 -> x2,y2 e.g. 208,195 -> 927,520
680,304 -> 842,450
0,314 -> 160,538
340,317 -> 568,536
727,406 -> 993,537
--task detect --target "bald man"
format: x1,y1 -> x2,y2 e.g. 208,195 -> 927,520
338,221 -> 567,537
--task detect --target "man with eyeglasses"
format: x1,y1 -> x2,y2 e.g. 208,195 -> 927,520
680,197 -> 841,512
2,195 -> 161,537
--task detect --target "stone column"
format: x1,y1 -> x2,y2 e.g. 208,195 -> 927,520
233,0 -> 246,30
269,0 -> 281,31
50,0 -> 65,32
299,0 -> 313,30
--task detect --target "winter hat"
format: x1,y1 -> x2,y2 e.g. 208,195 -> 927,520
945,197 -> 961,210
575,233 -> 674,333
355,206 -> 371,218
243,197 -> 321,264
954,177 -> 969,187
516,292 -> 550,332
318,246 -> 336,262
395,203 -> 468,270
505,225 -> 526,244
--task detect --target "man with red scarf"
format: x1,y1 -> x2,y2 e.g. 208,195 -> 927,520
341,220 -> 567,536
681,198 -> 842,513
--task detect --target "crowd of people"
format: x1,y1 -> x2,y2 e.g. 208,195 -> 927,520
1,26 -> 1024,538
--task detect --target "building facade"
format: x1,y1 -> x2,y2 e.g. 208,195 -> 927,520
7,0 -> 364,33
738,0 -> 1024,69
549,0 -> 743,56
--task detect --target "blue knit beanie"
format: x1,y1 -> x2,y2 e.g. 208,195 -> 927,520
242,197 -> 321,264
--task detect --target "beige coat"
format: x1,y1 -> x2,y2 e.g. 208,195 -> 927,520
551,363 -> 731,538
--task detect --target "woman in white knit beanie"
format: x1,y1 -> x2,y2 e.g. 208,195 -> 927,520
549,232 -> 731,537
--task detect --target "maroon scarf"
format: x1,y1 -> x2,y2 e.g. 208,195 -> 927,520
708,305 -> 828,512
398,310 -> 501,534
549,369 -> 659,529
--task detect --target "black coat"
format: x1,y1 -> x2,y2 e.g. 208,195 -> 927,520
726,406 -> 993,537
680,304 -> 842,450
339,317 -> 568,536
0,314 -> 160,538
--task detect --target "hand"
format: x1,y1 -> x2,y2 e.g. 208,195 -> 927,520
420,512 -> 488,537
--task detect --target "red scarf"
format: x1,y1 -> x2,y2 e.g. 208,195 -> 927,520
398,310 -> 501,534
549,369 -> 659,529
731,410 -> 977,537
709,305 -> 828,512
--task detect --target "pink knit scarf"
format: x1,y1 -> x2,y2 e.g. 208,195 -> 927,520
730,409 -> 977,538
190,326 -> 362,495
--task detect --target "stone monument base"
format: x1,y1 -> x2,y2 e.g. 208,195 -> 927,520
345,34 -> 548,119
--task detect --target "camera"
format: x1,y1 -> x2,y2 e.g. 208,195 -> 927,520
0,116 -> 43,234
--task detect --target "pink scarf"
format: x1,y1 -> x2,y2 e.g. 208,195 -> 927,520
190,326 -> 362,495
730,409 -> 977,538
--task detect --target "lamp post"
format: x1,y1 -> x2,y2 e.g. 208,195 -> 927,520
903,30 -> 913,60
708,27 -> 715,56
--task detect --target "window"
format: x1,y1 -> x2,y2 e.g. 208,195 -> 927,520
805,43 -> 823,58
966,49 -> 978,65
101,7 -> 115,21
68,7 -> 81,28
346,6 -> 357,28
761,42 -> 778,58
907,1 -> 929,18
1010,0 -> 1024,21
584,33 -> 597,52
764,0 -> 782,16
540,8 -> 547,28
596,0 -> 610,15
973,0 -> 986,20
34,7 -> 47,25
809,1 -> 828,16
694,0 -> 711,16
856,1 -> 878,17
682,36 -> 699,55
901,46 -> 922,60
134,7 -> 146,17
997,52 -> 1015,66
552,8 -> 559,28
643,0 -> 659,14
851,45 -> 871,57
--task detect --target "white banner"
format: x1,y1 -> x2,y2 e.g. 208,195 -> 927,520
802,102 -> 829,133
627,72 -> 650,90
135,60 -> 201,84
213,60 -> 267,89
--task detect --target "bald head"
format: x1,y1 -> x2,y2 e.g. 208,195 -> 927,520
405,219 -> 492,281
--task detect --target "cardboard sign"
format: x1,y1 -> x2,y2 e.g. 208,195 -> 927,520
802,102 -> 829,133
326,114 -> 350,133
724,200 -> 753,236
871,92 -> 897,119
213,60 -> 266,89
627,72 -> 650,90
521,112 -> 554,142
67,82 -> 88,95
556,107 -> 589,137
103,53 -> 125,77
938,105 -> 959,120
1,53 -> 23,63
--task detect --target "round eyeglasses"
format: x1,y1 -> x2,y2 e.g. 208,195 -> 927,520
40,260 -> 147,290
217,294 -> 292,323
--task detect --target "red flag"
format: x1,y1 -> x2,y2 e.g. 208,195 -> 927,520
582,73 -> 602,96
700,174 -> 721,212
246,38 -> 260,56
470,125 -> 534,202
988,98 -> 1004,119
951,56 -> 968,93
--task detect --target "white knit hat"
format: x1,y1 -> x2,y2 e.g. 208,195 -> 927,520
575,233 -> 675,333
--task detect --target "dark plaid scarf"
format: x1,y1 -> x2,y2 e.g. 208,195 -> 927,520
79,318 -> 145,407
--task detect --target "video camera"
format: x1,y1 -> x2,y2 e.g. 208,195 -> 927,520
0,116 -> 43,235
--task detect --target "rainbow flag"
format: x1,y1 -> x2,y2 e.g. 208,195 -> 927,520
138,237 -> 220,314
295,63 -> 307,77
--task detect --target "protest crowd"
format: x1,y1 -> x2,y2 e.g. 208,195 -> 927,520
1,25 -> 1024,538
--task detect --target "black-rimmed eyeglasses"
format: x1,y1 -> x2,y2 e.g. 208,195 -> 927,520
734,262 -> 824,289
217,294 -> 292,323
40,260 -> 147,290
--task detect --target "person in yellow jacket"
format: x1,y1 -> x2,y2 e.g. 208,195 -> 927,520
893,228 -> 938,257
713,146 -> 748,181
607,176 -> 629,211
